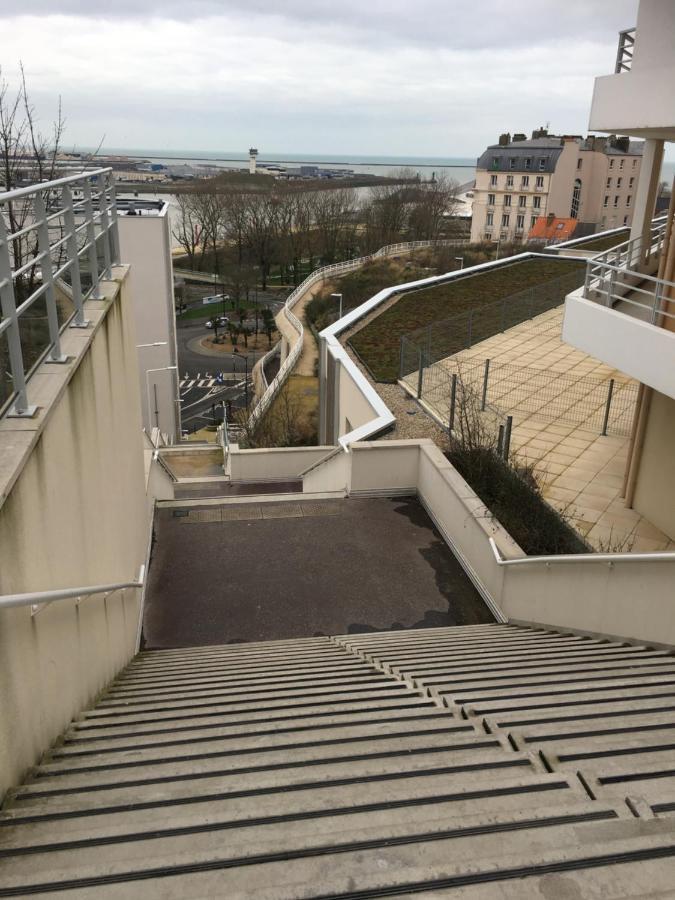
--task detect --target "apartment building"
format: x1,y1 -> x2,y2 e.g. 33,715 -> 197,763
563,1 -> 675,542
471,130 -> 643,245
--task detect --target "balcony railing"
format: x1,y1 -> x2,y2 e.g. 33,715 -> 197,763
615,27 -> 636,73
583,217 -> 674,328
0,169 -> 118,418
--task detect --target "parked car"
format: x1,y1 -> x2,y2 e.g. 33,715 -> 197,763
206,316 -> 229,329
202,293 -> 231,306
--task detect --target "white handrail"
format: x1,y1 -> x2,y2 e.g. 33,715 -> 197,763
0,565 -> 145,612
489,537 -> 675,567
0,167 -> 113,203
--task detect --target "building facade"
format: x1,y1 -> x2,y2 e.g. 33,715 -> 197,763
470,130 -> 643,245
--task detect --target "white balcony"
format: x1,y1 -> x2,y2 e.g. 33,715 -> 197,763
562,219 -> 675,399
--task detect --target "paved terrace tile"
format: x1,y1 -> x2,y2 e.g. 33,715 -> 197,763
143,497 -> 491,648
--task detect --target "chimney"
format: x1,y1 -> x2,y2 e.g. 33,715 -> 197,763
498,133 -> 511,146
512,133 -> 527,143
531,126 -> 549,139
614,136 -> 630,153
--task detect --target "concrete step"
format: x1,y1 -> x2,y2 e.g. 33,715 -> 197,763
462,683 -> 675,718
0,770 -> 580,841
3,809 -> 674,899
487,698 -> 675,731
53,704 -> 457,759
7,749 -> 538,814
0,803 -> 629,896
122,651 -> 362,681
28,731 -> 505,794
513,712 -> 675,747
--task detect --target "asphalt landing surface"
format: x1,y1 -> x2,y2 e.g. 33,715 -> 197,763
143,497 -> 492,648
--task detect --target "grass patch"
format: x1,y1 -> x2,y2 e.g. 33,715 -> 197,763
573,229 -> 629,252
447,447 -> 588,556
349,257 -> 584,382
178,301 -> 238,320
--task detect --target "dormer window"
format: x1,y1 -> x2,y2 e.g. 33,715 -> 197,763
538,158 -> 546,170
509,157 -> 516,169
524,158 -> 532,170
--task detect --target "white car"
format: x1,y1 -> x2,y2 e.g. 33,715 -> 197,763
202,293 -> 231,306
206,316 -> 229,329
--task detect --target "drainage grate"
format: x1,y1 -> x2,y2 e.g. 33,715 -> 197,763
178,502 -> 344,523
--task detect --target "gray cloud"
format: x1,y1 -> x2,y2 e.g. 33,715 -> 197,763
2,0 -> 638,49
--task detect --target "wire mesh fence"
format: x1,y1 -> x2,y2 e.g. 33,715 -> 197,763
400,269 -> 584,370
401,354 -> 638,438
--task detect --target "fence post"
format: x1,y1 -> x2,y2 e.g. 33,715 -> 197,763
467,310 -> 473,348
416,348 -> 424,399
497,424 -> 505,457
601,378 -> 615,436
399,337 -> 405,381
503,415 -> 513,460
449,373 -> 457,433
500,297 -> 506,332
481,359 -> 490,411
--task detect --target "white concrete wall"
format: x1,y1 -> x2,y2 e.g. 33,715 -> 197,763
633,390 -> 675,539
229,445 -> 335,481
118,206 -> 180,441
0,270 -> 148,800
563,288 -> 675,399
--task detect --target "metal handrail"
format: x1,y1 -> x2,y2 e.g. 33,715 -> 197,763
489,537 -> 674,567
0,565 -> 145,613
615,27 -> 636,74
0,168 -> 120,418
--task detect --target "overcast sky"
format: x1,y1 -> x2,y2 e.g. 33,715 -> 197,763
0,0 -> 651,161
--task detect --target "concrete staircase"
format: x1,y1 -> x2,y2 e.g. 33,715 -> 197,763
2,624 -> 675,897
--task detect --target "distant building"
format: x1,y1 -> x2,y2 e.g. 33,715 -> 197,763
470,130 -> 643,245
249,147 -> 258,175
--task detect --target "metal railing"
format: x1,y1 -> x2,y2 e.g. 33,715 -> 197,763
0,565 -> 144,616
247,238 -> 467,431
0,168 -> 119,418
583,217 -> 674,327
490,537 -> 674,567
615,27 -> 636,73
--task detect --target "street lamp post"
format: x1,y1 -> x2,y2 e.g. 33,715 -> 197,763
331,292 -> 343,321
146,365 -> 178,431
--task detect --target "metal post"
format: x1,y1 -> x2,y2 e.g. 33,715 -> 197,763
33,192 -> 67,363
97,173 -> 112,277
62,185 -> 89,328
497,424 -> 505,457
601,378 -> 615,436
503,415 -> 513,460
83,180 -> 102,300
399,337 -> 405,380
416,348 -> 424,399
107,176 -> 120,265
449,373 -> 457,433
500,297 -> 506,332
0,215 -> 36,417
606,267 -> 616,307
481,359 -> 490,411
467,309 -> 473,348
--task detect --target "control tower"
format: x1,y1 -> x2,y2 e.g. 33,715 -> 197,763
249,148 -> 258,175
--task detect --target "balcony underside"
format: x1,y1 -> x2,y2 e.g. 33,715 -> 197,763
590,67 -> 675,137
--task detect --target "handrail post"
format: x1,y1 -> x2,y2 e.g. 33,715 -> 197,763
97,172 -> 112,277
416,348 -> 425,399
33,192 -> 67,364
0,215 -> 35,417
481,359 -> 490,411
62,185 -> 89,328
83,180 -> 103,300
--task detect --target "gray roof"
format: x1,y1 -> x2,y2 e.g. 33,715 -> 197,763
476,141 -> 562,174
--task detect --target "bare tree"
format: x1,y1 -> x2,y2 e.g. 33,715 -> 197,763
172,194 -> 202,269
310,187 -> 357,264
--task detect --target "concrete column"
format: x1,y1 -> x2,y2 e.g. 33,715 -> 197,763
318,335 -> 327,444
630,138 -> 665,257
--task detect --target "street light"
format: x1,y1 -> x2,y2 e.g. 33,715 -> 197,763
146,365 -> 178,430
330,293 -> 343,320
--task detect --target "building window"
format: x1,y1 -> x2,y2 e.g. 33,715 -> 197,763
626,195 -> 632,207
604,195 -> 609,207
617,177 -> 622,188
509,157 -> 516,169
501,214 -> 510,227
506,174 -> 514,187
614,195 -> 619,207
531,215 -> 537,228
492,156 -> 499,168
519,195 -> 527,208
577,158 -> 582,170
609,159 -> 615,168
535,175 -> 544,188
486,212 -> 494,226
504,194 -> 512,207
488,193 -> 496,206
606,177 -> 612,188
490,174 -> 498,186
484,232 -> 492,240
533,196 -> 542,209
521,175 -> 529,187
538,158 -> 546,170
570,178 -> 581,218
524,157 -> 532,170
516,214 -> 525,229
629,177 -> 635,188
619,159 -> 624,169
623,215 -> 629,225
633,159 -> 637,168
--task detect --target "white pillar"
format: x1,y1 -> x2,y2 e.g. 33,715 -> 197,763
630,138 -> 664,258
